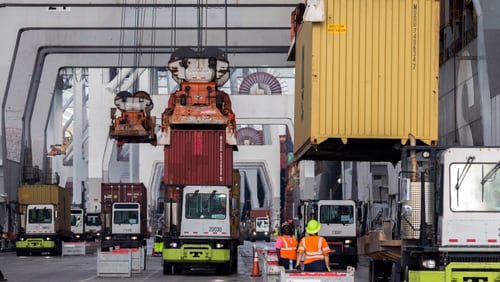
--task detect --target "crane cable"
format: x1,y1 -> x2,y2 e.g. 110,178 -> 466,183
149,0 -> 158,93
133,0 -> 147,90
171,0 -> 177,54
117,0 -> 127,93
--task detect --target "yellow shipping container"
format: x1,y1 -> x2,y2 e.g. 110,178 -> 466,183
292,0 -> 439,162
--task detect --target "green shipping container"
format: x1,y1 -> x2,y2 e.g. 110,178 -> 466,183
291,0 -> 440,162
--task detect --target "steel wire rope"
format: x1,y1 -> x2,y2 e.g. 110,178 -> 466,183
197,0 -> 202,54
117,0 -> 128,93
204,0 -> 208,47
149,0 -> 158,94
169,0 -> 177,93
224,0 -> 228,57
133,0 -> 148,89
170,0 -> 177,53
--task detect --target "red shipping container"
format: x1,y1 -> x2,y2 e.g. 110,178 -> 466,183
164,129 -> 234,186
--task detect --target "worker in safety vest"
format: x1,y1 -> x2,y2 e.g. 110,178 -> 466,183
153,229 -> 163,256
275,223 -> 298,268
295,219 -> 332,272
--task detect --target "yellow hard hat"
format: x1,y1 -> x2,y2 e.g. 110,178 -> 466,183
306,219 -> 321,234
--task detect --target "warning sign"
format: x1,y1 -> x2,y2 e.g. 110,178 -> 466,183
328,23 -> 347,34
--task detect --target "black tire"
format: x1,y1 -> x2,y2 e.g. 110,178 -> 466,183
403,265 -> 409,282
215,262 -> 230,275
54,240 -> 62,256
163,262 -> 172,275
173,264 -> 182,275
390,259 -> 401,282
231,248 -> 238,274
369,260 -> 375,282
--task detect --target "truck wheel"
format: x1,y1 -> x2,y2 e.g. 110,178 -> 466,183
163,262 -> 172,275
173,264 -> 182,275
54,240 -> 62,256
390,259 -> 401,282
369,260 -> 375,282
216,262 -> 230,275
231,249 -> 238,274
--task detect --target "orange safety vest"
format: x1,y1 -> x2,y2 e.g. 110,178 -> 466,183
297,235 -> 330,264
278,235 -> 298,260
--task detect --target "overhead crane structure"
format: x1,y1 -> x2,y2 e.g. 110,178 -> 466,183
0,1 -> 296,239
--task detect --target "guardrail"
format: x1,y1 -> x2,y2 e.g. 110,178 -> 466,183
96,247 -> 146,277
62,241 -> 86,256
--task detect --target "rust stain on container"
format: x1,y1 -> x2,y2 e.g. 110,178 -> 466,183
164,129 -> 234,186
292,0 -> 440,162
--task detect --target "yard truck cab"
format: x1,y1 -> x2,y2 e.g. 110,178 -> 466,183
359,146 -> 500,281
298,199 -> 358,269
162,182 -> 241,275
249,209 -> 271,242
16,185 -> 71,256
70,208 -> 84,240
100,183 -> 148,251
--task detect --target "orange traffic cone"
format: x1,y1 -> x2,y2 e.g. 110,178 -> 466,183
250,247 -> 261,277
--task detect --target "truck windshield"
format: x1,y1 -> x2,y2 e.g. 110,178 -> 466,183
114,210 -> 139,224
319,205 -> 354,224
450,162 -> 500,212
86,214 -> 102,226
255,217 -> 269,229
185,192 -> 227,219
28,208 -> 52,224
71,214 -> 82,227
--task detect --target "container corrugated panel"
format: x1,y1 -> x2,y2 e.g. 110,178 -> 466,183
294,0 -> 439,162
164,129 -> 233,186
18,185 -> 61,205
101,183 -> 147,205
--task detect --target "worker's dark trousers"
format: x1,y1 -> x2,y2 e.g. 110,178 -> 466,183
303,260 -> 328,272
279,257 -> 294,269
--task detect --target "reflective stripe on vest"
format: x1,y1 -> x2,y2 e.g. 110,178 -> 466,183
299,236 -> 329,264
279,235 -> 297,260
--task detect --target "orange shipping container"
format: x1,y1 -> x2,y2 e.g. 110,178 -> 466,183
291,0 -> 439,162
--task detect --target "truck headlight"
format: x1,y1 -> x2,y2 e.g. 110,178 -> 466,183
252,232 -> 256,235
264,232 -> 268,235
422,259 -> 436,269
75,234 -> 81,239
344,239 -> 352,245
131,236 -> 138,240
169,242 -> 178,248
104,236 -> 112,241
216,243 -> 225,249
45,237 -> 52,241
